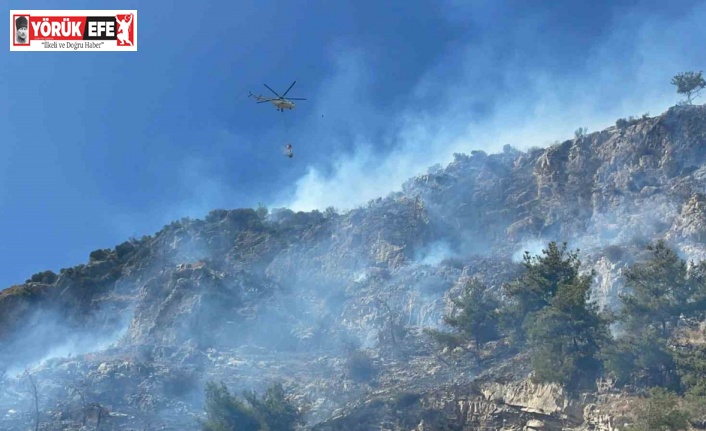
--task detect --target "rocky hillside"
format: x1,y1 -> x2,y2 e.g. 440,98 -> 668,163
1,104 -> 706,430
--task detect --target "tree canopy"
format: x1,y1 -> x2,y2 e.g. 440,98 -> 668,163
511,243 -> 611,390
671,71 -> 706,105
443,278 -> 502,351
618,240 -> 696,339
502,242 -> 589,339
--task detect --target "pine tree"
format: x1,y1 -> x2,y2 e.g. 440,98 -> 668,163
619,241 -> 693,339
603,330 -> 680,390
499,242 -> 612,390
502,242 -> 584,341
606,240 -> 706,391
671,71 -> 706,105
674,344 -> 706,397
443,278 -> 502,355
524,264 -> 611,391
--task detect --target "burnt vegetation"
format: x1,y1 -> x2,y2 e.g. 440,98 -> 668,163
3,96 -> 706,429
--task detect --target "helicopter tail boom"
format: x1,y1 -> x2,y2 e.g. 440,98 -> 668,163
249,91 -> 272,102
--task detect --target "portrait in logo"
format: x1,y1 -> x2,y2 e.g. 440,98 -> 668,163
115,13 -> 134,46
15,15 -> 29,44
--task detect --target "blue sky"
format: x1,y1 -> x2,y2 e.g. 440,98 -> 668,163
2,0 -> 706,289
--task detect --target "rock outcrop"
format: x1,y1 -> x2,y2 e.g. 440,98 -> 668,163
2,105 -> 706,430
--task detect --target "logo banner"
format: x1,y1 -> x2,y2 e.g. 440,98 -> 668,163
10,10 -> 137,51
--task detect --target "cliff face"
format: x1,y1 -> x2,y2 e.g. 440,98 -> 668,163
403,104 -> 706,306
1,105 -> 706,430
417,104 -> 706,238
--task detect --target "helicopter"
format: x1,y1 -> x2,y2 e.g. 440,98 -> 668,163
249,81 -> 307,112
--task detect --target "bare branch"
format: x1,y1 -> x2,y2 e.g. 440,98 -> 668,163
87,402 -> 110,431
68,382 -> 88,425
24,368 -> 40,431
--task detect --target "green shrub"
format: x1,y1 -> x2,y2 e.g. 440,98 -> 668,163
424,328 -> 465,350
27,270 -> 57,284
255,204 -> 268,220
574,127 -> 588,138
201,381 -> 260,431
625,388 -> 690,431
674,344 -> 706,397
89,249 -> 111,262
115,241 -> 136,260
201,381 -> 304,431
206,209 -> 229,223
243,382 -> 305,431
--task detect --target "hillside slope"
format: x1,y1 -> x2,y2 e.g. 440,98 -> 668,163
1,104 -> 706,430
